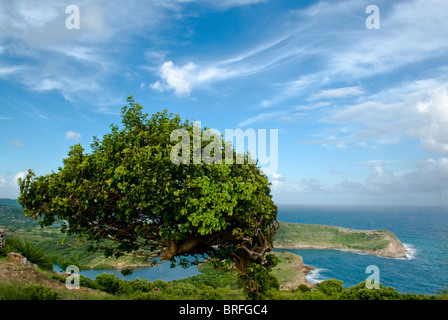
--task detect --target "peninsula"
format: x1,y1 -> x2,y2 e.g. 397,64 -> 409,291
274,222 -> 408,259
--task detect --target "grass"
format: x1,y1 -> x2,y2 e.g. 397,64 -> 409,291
0,257 -> 113,300
274,222 -> 390,252
270,251 -> 306,289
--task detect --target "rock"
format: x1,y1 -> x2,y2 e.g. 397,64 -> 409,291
7,252 -> 25,263
7,252 -> 37,268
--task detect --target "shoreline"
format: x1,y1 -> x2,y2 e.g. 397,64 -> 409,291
274,243 -> 410,259
274,222 -> 409,259
273,241 -> 416,290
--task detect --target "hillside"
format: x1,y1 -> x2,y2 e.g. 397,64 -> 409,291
0,199 -> 19,207
274,222 -> 408,258
0,257 -> 112,300
0,251 -> 312,300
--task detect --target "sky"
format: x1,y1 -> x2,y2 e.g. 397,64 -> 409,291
1,0 -> 448,206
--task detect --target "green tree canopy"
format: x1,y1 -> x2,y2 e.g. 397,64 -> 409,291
18,96 -> 278,299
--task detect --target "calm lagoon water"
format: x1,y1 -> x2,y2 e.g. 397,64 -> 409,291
54,258 -> 201,282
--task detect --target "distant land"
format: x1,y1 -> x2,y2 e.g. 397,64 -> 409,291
274,222 -> 408,259
0,198 -> 408,260
0,199 -> 19,207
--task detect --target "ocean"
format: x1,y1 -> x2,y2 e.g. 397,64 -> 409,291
276,204 -> 448,295
64,205 -> 448,295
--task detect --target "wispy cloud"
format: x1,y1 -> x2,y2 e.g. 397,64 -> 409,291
252,0 -> 448,108
237,111 -> 283,127
309,86 -> 364,101
325,79 -> 448,154
9,140 -> 24,148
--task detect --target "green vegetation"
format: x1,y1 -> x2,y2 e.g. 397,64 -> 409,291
17,96 -> 278,299
0,282 -> 59,300
1,237 -> 53,270
0,199 -> 20,207
0,200 -> 446,300
0,205 -> 151,271
274,222 -> 390,252
2,253 -> 443,300
0,204 -> 37,231
270,251 -> 309,289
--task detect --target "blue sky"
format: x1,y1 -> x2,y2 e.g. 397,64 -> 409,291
1,0 -> 448,206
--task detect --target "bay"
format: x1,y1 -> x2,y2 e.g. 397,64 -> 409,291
277,204 -> 448,295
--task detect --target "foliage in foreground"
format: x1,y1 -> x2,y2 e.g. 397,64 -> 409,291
0,283 -> 60,300
49,272 -> 438,300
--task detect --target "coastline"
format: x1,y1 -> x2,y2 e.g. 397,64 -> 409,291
274,222 -> 409,259
273,242 -> 416,290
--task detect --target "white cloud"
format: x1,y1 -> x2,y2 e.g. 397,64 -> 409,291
270,173 -> 305,203
272,157 -> 448,204
66,130 -> 82,140
254,0 -> 448,108
260,76 -> 316,108
329,158 -> 448,196
272,173 -> 286,182
329,0 -> 448,78
14,171 -> 27,183
206,0 -> 266,8
348,158 -> 448,195
151,61 -> 195,96
0,171 -> 27,199
309,86 -> 364,101
0,1 -> 200,107
326,82 -> 448,154
0,65 -> 24,77
150,60 -> 242,97
15,1 -> 59,28
35,79 -> 63,91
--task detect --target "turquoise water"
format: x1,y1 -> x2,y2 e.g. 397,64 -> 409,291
60,205 -> 448,295
276,204 -> 448,295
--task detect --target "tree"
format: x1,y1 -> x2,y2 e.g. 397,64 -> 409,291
18,96 -> 278,299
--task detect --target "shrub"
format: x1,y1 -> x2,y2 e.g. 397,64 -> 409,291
299,290 -> 331,300
80,275 -> 98,290
96,273 -> 123,294
126,277 -> 153,293
315,279 -> 345,298
339,281 -> 400,300
6,237 -> 53,270
297,284 -> 311,293
22,285 -> 59,300
0,282 -> 30,300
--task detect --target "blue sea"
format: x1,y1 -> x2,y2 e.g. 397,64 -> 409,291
62,205 -> 448,295
276,204 -> 448,295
